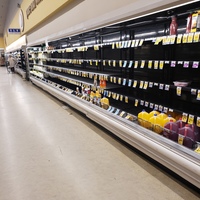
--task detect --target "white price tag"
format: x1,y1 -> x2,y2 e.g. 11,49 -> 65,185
192,61 -> 199,68
145,101 -> 149,107
165,84 -> 170,91
128,61 -> 133,68
123,61 -> 127,68
183,61 -> 189,68
171,61 -> 176,67
150,103 -> 154,109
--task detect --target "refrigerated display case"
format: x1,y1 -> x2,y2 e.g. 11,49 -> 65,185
27,1 -> 200,188
14,47 -> 28,79
6,36 -> 28,79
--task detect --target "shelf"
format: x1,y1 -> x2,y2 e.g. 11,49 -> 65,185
31,69 -> 121,90
29,31 -> 200,55
41,64 -> 120,77
30,75 -> 200,188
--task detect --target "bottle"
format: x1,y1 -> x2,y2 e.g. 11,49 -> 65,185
149,114 -> 163,134
196,10 -> 200,32
100,97 -> 109,109
191,12 -> 198,32
163,119 -> 178,141
96,91 -> 101,106
99,78 -> 103,88
188,123 -> 200,142
157,112 -> 168,127
186,13 -> 192,33
149,109 -> 160,118
170,15 -> 178,35
176,118 -> 186,129
138,110 -> 150,128
163,115 -> 176,127
102,78 -> 106,89
178,124 -> 195,149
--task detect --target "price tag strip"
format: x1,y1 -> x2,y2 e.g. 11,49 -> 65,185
197,90 -> 200,100
140,60 -> 145,68
183,61 -> 189,68
178,134 -> 185,145
176,86 -> 182,96
154,61 -> 159,69
177,34 -> 182,44
193,32 -> 200,42
194,143 -> 200,154
134,61 -> 138,68
148,60 -> 152,69
197,117 -> 200,127
187,33 -> 194,43
128,61 -> 133,68
135,99 -> 139,107
133,80 -> 137,88
159,61 -> 164,69
188,114 -> 194,125
192,61 -> 199,68
182,113 -> 188,123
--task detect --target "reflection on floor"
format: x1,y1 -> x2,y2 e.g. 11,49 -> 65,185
0,67 -> 199,200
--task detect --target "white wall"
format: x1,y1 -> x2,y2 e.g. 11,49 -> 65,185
27,0 -> 197,46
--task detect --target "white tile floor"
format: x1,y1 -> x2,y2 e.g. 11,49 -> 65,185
0,67 -> 199,200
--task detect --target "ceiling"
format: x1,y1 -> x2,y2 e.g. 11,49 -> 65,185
0,0 -> 10,36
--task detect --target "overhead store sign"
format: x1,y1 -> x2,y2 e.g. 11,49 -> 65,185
8,28 -> 21,34
26,0 -> 43,19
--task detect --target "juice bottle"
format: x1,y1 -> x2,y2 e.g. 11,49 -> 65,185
149,114 -> 163,134
163,115 -> 176,127
176,118 -> 186,129
102,78 -> 106,89
99,78 -> 103,88
170,15 -> 178,35
100,97 -> 109,109
178,124 -> 195,149
189,123 -> 200,142
149,109 -> 160,118
138,110 -> 150,128
157,112 -> 168,127
186,13 -> 192,33
191,12 -> 198,32
196,10 -> 200,31
163,119 -> 178,141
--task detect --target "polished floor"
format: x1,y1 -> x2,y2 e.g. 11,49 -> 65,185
0,67 -> 199,200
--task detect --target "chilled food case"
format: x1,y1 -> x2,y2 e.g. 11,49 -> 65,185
28,1 -> 200,188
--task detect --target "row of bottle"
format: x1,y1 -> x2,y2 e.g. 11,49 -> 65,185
163,120 -> 199,149
94,75 -> 107,89
138,110 -> 200,149
138,110 -> 175,131
169,11 -> 200,35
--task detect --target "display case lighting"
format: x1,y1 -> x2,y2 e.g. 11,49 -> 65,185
135,31 -> 156,38
62,44 -> 68,47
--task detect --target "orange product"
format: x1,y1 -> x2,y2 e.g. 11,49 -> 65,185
149,114 -> 163,134
102,79 -> 107,89
100,97 -> 109,109
99,79 -> 103,88
157,112 -> 168,127
149,109 -> 160,118
138,110 -> 150,128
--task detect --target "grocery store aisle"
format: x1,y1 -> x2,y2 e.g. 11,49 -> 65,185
0,67 -> 199,200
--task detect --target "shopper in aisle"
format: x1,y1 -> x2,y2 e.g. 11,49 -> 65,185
7,55 -> 16,73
